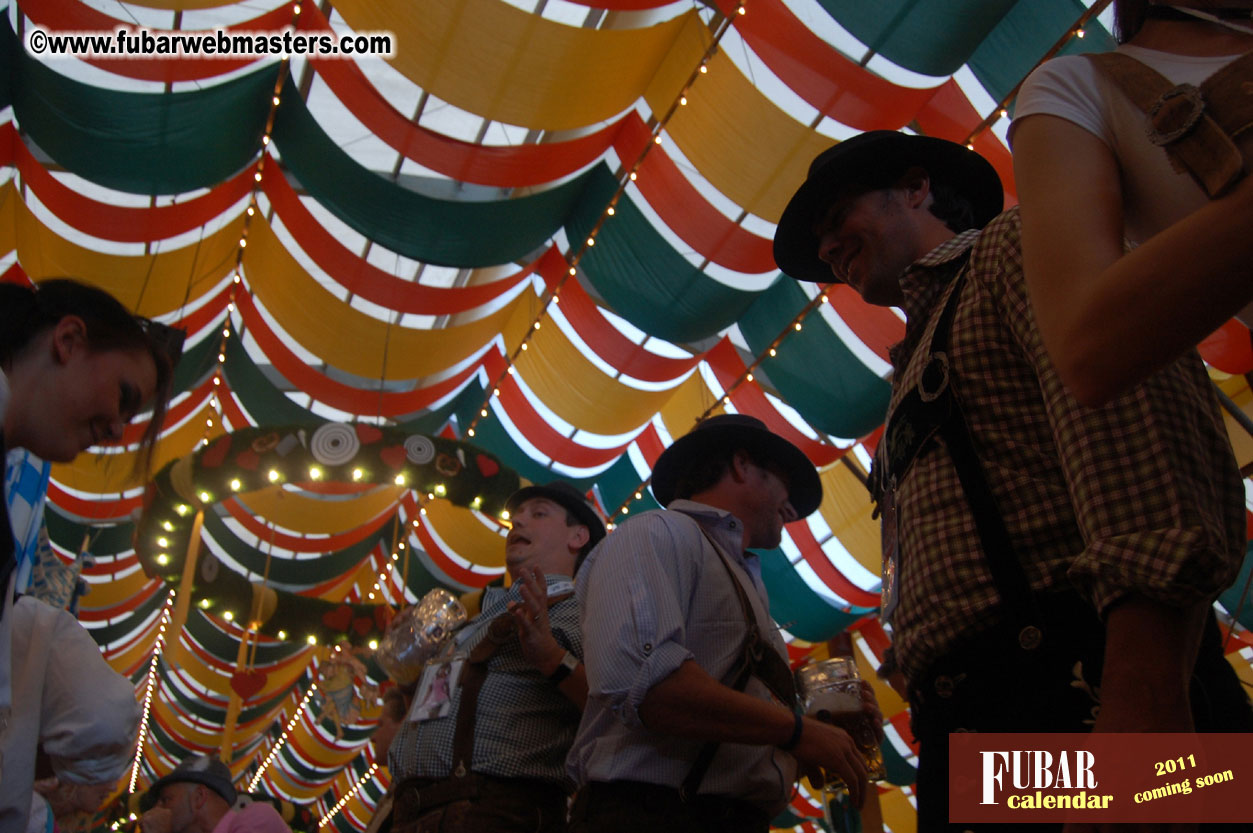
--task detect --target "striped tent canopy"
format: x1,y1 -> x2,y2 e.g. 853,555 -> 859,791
8,0 -> 1253,830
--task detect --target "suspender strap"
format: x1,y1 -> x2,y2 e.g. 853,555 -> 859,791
1087,51 -> 1253,197
449,591 -> 573,778
681,525 -> 796,801
884,273 -> 1044,649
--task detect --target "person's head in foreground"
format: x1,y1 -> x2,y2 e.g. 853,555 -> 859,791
650,413 -> 823,548
773,131 -> 1003,307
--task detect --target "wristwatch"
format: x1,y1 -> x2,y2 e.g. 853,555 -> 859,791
548,651 -> 579,684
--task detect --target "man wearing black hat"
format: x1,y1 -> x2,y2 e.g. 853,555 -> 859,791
775,131 -> 1251,829
386,481 -> 605,833
568,414 -> 874,833
139,755 -> 288,833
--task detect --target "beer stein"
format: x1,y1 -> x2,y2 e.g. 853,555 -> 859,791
796,656 -> 886,781
376,589 -> 467,685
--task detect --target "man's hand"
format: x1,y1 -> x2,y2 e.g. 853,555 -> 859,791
138,807 -> 173,833
859,679 -> 885,743
790,717 -> 869,810
508,567 -> 564,675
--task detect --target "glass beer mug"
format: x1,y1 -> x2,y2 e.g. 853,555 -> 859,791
797,656 -> 886,781
376,589 -> 468,685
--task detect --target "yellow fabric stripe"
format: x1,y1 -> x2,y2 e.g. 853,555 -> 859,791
643,23 -> 832,223
244,217 -> 522,380
880,788 -> 918,833
515,307 -> 689,437
333,0 -> 699,131
422,501 -> 506,570
1,181 -> 239,316
817,463 -> 881,578
235,485 -> 405,536
50,402 -> 221,493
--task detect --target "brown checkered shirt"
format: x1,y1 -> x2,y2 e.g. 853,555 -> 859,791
878,208 -> 1245,685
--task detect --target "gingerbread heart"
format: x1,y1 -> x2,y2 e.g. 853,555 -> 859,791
475,454 -> 500,478
230,670 -> 268,701
379,445 -> 407,469
321,605 -> 353,632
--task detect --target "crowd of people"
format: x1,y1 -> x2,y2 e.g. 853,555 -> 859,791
3,1 -> 1253,832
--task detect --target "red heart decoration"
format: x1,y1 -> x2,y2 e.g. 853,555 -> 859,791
201,436 -> 231,468
380,445 -> 407,469
235,449 -> 260,471
355,424 -> 383,444
352,616 -> 374,636
475,454 -> 500,478
374,605 -> 394,631
230,670 -> 267,701
321,605 -> 353,632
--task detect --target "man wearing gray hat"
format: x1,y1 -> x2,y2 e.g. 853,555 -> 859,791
386,481 -> 605,833
139,755 -> 288,833
774,130 -> 1252,829
568,414 -> 873,833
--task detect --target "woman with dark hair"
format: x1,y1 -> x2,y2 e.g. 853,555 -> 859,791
0,278 -> 179,831
1010,0 -> 1253,405
0,279 -> 177,470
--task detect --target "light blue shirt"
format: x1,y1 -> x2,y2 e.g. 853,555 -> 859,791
567,501 -> 796,814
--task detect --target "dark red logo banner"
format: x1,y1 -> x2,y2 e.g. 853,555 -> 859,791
949,733 -> 1250,823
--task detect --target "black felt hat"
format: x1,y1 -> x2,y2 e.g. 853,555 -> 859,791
651,414 -> 822,517
773,131 -> 1003,283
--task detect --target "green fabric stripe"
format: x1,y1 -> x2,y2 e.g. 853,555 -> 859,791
185,603 -> 310,666
4,19 -> 274,194
201,507 -> 388,586
970,0 -> 1113,104
817,0 -> 1017,77
566,165 -> 766,343
738,280 -> 890,439
85,586 -> 166,647
1218,543 -> 1253,631
47,504 -> 134,555
271,88 -> 592,268
759,548 -> 871,643
593,454 -> 660,518
451,383 -> 600,491
883,733 -> 919,786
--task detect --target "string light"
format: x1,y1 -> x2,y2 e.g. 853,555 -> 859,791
129,590 -> 177,793
248,683 -> 320,791
318,763 -> 380,828
462,4 -> 740,443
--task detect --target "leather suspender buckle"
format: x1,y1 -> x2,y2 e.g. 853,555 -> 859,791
1146,83 -> 1205,145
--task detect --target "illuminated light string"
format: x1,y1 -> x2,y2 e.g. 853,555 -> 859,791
608,287 -> 837,524
317,763 -> 380,829
128,589 -> 178,794
464,2 -> 749,441
247,681 -> 321,792
961,0 -> 1113,150
195,16 -> 297,452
